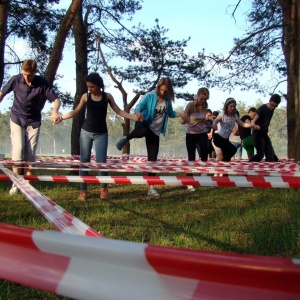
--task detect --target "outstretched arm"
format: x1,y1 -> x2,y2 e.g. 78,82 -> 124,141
51,99 -> 61,124
108,93 -> 140,121
57,94 -> 87,123
236,118 -> 260,130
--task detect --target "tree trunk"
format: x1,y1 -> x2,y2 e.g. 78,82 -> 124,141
96,39 -> 156,155
44,0 -> 83,85
0,0 -> 9,87
71,4 -> 88,155
122,113 -> 131,154
279,0 -> 300,160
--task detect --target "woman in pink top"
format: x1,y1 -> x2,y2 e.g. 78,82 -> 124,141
182,87 -> 209,191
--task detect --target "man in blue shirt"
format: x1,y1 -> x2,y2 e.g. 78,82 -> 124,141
0,59 -> 61,194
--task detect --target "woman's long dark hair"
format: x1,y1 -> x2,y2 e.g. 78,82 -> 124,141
85,73 -> 104,90
223,97 -> 237,115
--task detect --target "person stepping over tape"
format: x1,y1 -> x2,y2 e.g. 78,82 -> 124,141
57,73 -> 141,200
116,77 -> 184,197
181,87 -> 210,192
0,59 -> 62,195
212,98 -> 260,162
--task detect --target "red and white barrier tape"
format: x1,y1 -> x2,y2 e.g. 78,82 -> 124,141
0,164 -> 102,237
0,165 -> 299,176
0,174 -> 298,188
0,223 -> 299,300
0,165 -> 300,180
2,160 -> 300,171
33,155 -> 296,163
3,157 -> 299,167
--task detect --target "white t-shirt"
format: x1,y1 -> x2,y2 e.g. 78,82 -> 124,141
216,113 -> 239,139
149,100 -> 166,136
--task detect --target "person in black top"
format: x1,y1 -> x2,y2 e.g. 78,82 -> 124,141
238,107 -> 257,159
0,59 -> 61,195
249,94 -> 281,162
58,73 -> 140,200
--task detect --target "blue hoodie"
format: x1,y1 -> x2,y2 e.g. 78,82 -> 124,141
134,91 -> 178,136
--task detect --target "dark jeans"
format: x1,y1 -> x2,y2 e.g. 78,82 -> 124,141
187,132 -> 208,177
186,133 -> 208,162
127,121 -> 159,176
250,131 -> 276,162
213,133 -> 237,161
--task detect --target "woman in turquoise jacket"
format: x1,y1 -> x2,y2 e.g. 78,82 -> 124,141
116,77 -> 183,196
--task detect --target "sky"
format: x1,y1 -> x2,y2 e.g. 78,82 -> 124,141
2,0 -> 286,113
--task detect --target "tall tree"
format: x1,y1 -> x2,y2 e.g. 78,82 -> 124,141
278,0 -> 300,160
0,0 -> 9,86
0,0 -> 83,100
44,0 -> 84,85
1,0 -> 63,84
69,0 -> 142,154
202,0 -> 299,160
70,3 -> 88,155
97,20 -> 205,154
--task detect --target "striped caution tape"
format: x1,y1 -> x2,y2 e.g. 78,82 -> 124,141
1,165 -> 299,176
2,160 -> 300,172
0,174 -> 297,188
3,157 -> 299,167
0,223 -> 299,300
0,164 -> 102,237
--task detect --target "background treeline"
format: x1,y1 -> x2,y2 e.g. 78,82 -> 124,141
0,101 -> 287,158
0,1 -> 298,159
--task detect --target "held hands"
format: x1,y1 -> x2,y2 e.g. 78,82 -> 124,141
50,112 -> 60,124
181,114 -> 188,124
252,124 -> 260,130
207,132 -> 213,140
52,115 -> 64,125
135,112 -> 143,122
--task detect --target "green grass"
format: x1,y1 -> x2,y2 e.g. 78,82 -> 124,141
0,174 -> 300,299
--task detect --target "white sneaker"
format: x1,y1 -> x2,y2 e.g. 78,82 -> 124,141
9,184 -> 18,195
147,188 -> 160,196
187,185 -> 196,192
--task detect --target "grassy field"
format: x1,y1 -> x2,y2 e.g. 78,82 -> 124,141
0,172 -> 300,299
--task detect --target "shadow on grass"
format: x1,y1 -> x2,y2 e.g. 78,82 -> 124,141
102,187 -> 248,253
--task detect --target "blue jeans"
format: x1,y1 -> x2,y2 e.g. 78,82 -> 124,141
80,129 -> 108,190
